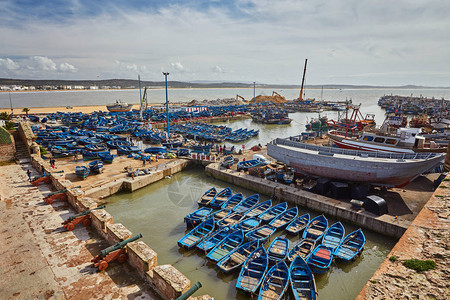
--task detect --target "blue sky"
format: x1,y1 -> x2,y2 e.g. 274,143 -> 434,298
0,0 -> 449,86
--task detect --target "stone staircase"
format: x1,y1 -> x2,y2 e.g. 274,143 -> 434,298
14,140 -> 31,163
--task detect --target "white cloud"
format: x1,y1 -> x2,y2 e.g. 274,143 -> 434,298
0,58 -> 19,70
59,62 -> 77,72
171,62 -> 185,72
30,56 -> 57,71
212,65 -> 225,73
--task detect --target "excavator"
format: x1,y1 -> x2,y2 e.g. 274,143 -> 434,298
272,91 -> 283,98
236,95 -> 248,102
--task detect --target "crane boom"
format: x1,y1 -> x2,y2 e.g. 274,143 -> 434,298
299,59 -> 308,101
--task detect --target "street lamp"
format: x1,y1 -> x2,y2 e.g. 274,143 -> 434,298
163,72 -> 170,137
253,82 -> 256,102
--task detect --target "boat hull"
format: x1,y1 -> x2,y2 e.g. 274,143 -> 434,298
268,137 -> 444,188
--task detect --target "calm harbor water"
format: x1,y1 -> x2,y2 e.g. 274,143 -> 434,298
1,87 -> 450,109
106,167 -> 396,300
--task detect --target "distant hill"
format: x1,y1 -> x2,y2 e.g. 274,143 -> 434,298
0,78 -> 447,89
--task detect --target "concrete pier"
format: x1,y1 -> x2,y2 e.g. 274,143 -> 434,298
206,162 -> 410,238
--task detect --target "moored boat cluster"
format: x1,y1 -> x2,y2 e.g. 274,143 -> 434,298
178,187 -> 366,299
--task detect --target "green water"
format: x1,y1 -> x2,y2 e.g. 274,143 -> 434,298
106,167 -> 396,299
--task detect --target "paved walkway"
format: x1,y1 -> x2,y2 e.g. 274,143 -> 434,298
0,163 -> 158,299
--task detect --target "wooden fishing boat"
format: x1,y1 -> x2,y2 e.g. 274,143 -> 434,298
233,194 -> 259,213
302,215 -> 328,241
117,145 -> 140,155
237,159 -> 261,171
259,202 -> 288,223
212,208 -> 232,222
184,207 -> 213,228
98,152 -> 115,163
285,213 -> 310,235
306,245 -> 333,274
88,160 -> 103,173
85,144 -> 108,152
269,207 -> 298,230
290,256 -> 317,300
177,218 -> 215,250
236,247 -> 268,295
267,237 -> 289,264
220,155 -> 236,168
221,193 -> 244,210
244,200 -> 272,218
217,212 -> 245,229
258,261 -> 290,300
245,225 -> 277,245
196,226 -> 231,252
232,217 -> 261,233
322,222 -> 345,251
287,238 -> 317,262
206,229 -> 244,262
333,229 -> 365,262
217,239 -> 260,274
83,150 -> 110,161
210,187 -> 233,208
75,166 -> 89,179
106,140 -> 130,149
197,187 -> 217,207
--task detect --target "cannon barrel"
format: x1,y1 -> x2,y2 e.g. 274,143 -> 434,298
46,188 -> 67,196
100,234 -> 142,257
175,282 -> 202,300
68,205 -> 106,221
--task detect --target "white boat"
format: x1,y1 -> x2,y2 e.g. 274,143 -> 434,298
106,100 -> 133,112
267,136 -> 444,188
328,127 -> 445,154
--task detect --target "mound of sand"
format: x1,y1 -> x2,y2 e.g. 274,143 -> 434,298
250,94 -> 287,104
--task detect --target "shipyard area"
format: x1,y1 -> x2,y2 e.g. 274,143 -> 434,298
0,84 -> 449,300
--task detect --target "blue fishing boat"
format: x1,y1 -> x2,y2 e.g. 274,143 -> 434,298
333,229 -> 365,262
184,207 -> 213,228
196,226 -> 231,252
98,152 -> 115,163
88,160 -> 103,173
269,207 -> 298,230
236,247 -> 268,295
237,159 -> 261,171
267,237 -> 289,264
221,193 -> 244,210
206,229 -> 244,262
144,146 -> 167,154
210,187 -> 232,208
85,144 -> 108,152
258,261 -> 290,300
75,166 -> 89,179
285,213 -> 310,235
245,225 -> 277,245
198,187 -> 217,207
290,256 -> 317,300
106,140 -> 130,149
287,238 -> 317,262
217,240 -> 260,274
322,222 -> 345,251
232,217 -> 261,233
233,194 -> 259,213
177,218 -> 215,250
117,145 -> 140,155
302,215 -> 328,241
220,155 -> 236,168
259,202 -> 288,223
83,150 -> 110,161
306,245 -> 333,274
217,212 -> 245,229
244,199 -> 272,218
212,207 -> 232,222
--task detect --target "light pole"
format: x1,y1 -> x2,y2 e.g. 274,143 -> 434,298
163,72 -> 170,138
253,82 -> 256,102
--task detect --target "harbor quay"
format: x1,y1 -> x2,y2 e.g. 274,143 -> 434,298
0,116 -> 448,299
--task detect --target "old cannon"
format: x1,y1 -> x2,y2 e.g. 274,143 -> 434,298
62,205 -> 105,231
92,234 -> 142,271
44,186 -> 80,204
31,172 -> 51,186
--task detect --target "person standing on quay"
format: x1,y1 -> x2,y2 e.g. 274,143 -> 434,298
27,169 -> 32,182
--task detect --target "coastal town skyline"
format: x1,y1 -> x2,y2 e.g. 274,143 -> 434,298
0,0 -> 449,86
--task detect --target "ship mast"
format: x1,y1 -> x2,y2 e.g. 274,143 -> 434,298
299,58 -> 308,101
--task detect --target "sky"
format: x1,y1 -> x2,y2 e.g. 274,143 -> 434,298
0,0 -> 449,86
